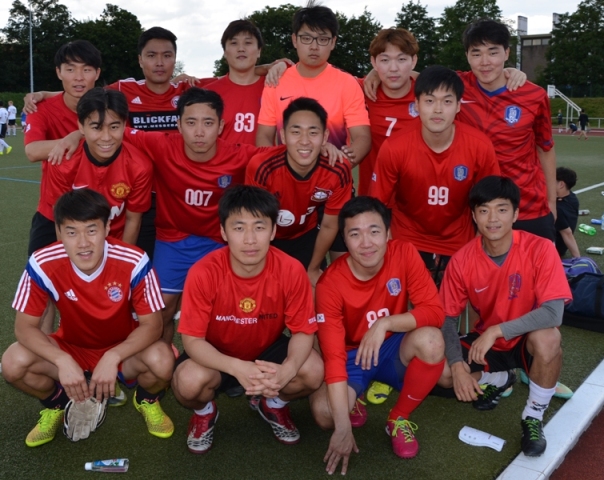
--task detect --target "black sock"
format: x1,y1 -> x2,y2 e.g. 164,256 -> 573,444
135,386 -> 164,403
40,384 -> 70,410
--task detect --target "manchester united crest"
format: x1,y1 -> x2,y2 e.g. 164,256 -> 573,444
239,297 -> 256,313
105,282 -> 124,303
111,182 -> 131,199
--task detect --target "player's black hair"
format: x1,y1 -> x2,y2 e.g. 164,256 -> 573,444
292,1 -> 339,37
469,176 -> 520,211
218,185 -> 279,227
0,101 -> 3,107
221,19 -> 264,50
137,26 -> 177,55
463,19 -> 510,52
414,65 -> 464,101
338,196 -> 391,233
54,40 -> 102,70
282,97 -> 328,130
557,166 -> 577,190
177,87 -> 224,120
54,188 -> 111,228
77,88 -> 128,125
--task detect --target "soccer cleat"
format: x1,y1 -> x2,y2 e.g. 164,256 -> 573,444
366,381 -> 393,405
473,370 -> 517,411
385,417 -> 419,459
349,396 -> 367,428
521,416 -> 547,456
64,396 -> 108,442
26,408 -> 64,447
108,381 -> 127,407
5,146 -> 12,155
248,395 -> 261,411
187,403 -> 218,454
481,383 -> 514,398
257,397 -> 300,445
133,394 -> 174,439
519,369 -> 573,399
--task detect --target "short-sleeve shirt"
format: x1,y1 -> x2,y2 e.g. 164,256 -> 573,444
39,141 -> 153,240
369,121 -> 500,256
178,246 -> 317,361
246,145 -> 352,239
358,77 -> 420,196
125,130 -> 265,242
205,75 -> 264,145
315,240 -> 444,385
0,108 -> 7,124
258,63 -> 370,149
456,72 -> 554,221
13,238 -> 164,350
440,230 -> 572,351
555,192 -> 579,256
7,105 -> 17,120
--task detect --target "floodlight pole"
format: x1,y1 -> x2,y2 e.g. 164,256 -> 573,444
29,2 -> 34,92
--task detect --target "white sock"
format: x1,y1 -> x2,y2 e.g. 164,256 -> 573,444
266,396 -> 289,409
194,402 -> 214,416
522,380 -> 555,421
478,371 -> 509,388
0,140 -> 8,148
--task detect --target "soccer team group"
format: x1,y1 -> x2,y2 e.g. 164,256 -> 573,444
1,3 -> 574,474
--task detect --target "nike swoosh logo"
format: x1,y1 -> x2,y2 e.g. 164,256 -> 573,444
280,96 -> 293,101
460,99 -> 476,104
72,184 -> 88,189
474,286 -> 489,293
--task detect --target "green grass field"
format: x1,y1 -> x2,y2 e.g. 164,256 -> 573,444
0,133 -> 603,479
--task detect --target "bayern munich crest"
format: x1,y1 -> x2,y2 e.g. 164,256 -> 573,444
386,278 -> 401,296
504,105 -> 521,126
105,283 -> 124,303
218,175 -> 232,188
453,165 -> 469,181
408,102 -> 419,118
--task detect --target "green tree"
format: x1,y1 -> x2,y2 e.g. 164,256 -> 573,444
541,0 -> 604,95
395,1 -> 438,71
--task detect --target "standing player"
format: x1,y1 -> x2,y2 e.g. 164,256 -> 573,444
578,109 -> 589,140
458,19 -> 557,240
358,28 -> 420,196
246,97 -> 352,285
369,66 -> 499,280
555,167 -> 580,258
437,176 -> 571,456
256,3 -> 371,166
2,189 -> 174,447
0,101 -> 10,154
311,196 -> 445,472
7,100 -> 18,136
171,185 -> 323,453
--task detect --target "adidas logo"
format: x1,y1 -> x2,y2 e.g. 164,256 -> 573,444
65,289 -> 78,301
131,96 -> 142,104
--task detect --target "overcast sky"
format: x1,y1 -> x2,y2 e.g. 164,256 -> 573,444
1,0 -> 580,78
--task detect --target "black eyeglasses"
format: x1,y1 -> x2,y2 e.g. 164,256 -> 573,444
296,34 -> 333,46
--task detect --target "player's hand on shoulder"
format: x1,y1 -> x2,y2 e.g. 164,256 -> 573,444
172,73 -> 198,86
503,68 -> 527,91
450,362 -> 482,402
321,142 -> 348,167
55,355 -> 89,403
325,427 -> 359,475
363,69 -> 380,102
355,320 -> 387,370
23,92 -> 43,114
48,130 -> 82,165
264,61 -> 288,88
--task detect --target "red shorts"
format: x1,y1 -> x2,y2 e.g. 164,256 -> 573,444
50,334 -> 121,372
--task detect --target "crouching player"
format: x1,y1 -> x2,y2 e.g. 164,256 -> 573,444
437,176 -> 571,456
311,196 -> 445,473
171,185 -> 323,454
2,189 -> 174,447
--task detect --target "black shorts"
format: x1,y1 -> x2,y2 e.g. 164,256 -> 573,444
418,251 -> 451,289
136,192 -> 156,261
8,119 -> 16,126
272,226 -> 346,270
461,331 -> 533,373
174,334 -> 290,393
513,212 -> 555,242
28,212 -> 57,256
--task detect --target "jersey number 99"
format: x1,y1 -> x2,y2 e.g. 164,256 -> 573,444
427,186 -> 449,205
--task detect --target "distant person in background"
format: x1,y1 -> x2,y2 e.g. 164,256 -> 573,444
7,100 -> 18,136
557,109 -> 563,133
21,110 -> 27,132
578,109 -> 589,140
555,167 -> 580,258
0,101 -> 11,155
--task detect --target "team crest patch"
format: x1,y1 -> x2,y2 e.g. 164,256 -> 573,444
277,209 -> 295,227
171,96 -> 180,108
311,187 -> 332,202
408,102 -> 419,118
110,182 -> 131,199
386,278 -> 401,296
239,297 -> 256,313
504,106 -> 521,126
105,282 -> 124,303
317,313 -> 325,323
218,175 -> 232,188
508,273 -> 522,299
453,165 -> 469,182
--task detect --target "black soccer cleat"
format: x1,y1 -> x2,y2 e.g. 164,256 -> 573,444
521,416 -> 547,456
473,369 -> 517,411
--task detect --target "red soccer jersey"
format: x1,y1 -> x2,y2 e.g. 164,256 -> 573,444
440,230 -> 572,350
13,238 -> 164,350
38,141 -> 153,240
358,77 -> 420,196
107,78 -> 214,131
178,246 -> 317,361
369,121 -> 500,256
456,72 -> 554,220
246,145 -> 352,239
315,240 -> 444,384
24,93 -> 79,218
205,75 -> 264,145
125,130 -> 265,242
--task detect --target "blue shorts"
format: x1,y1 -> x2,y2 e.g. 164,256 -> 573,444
347,332 -> 407,397
154,236 -> 223,293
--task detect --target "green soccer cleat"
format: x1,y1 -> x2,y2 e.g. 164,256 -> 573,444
108,381 -> 127,407
26,408 -> 64,447
134,394 -> 174,438
519,369 -> 573,399
5,146 -> 12,155
366,381 -> 393,405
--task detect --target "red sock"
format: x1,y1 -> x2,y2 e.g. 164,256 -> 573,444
389,357 -> 445,420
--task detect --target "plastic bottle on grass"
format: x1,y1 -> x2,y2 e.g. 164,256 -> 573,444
602,214 -> 604,230
578,224 -> 596,235
84,459 -> 129,473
